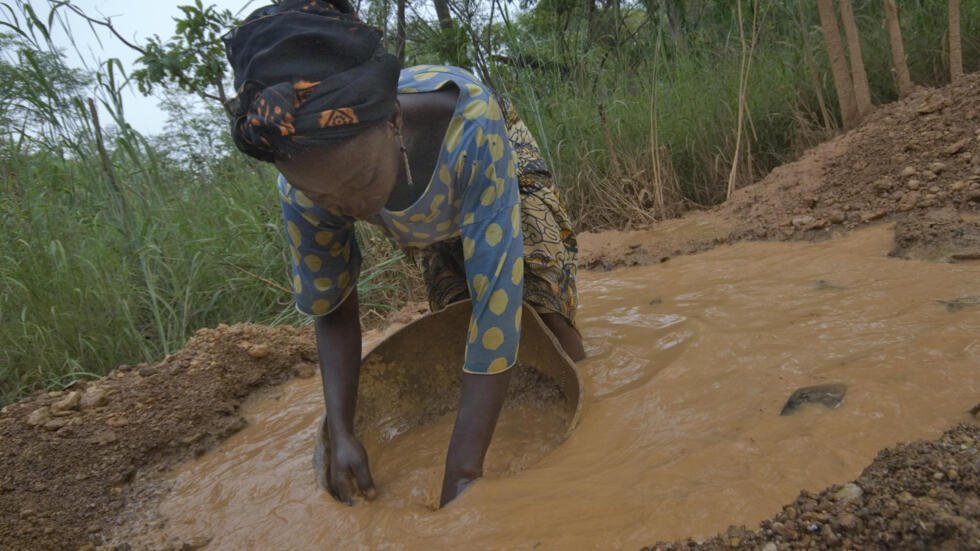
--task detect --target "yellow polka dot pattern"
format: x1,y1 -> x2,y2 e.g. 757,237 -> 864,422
276,173 -> 362,318
278,66 -> 525,374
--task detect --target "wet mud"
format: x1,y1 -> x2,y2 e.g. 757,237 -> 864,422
1,75 -> 979,550
109,226 -> 979,550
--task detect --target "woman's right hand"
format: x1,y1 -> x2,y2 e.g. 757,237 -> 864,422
325,429 -> 376,505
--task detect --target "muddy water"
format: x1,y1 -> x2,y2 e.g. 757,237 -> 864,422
154,226 -> 979,550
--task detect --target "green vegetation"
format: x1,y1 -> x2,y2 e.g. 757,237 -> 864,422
1,0 -> 978,405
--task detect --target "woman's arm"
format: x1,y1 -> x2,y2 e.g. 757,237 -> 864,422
440,369 -> 513,506
314,288 -> 376,504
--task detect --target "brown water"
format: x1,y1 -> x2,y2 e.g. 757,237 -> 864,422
150,226 -> 979,550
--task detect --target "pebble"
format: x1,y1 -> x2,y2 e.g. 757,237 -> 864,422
51,391 -> 81,413
43,417 -> 69,431
138,366 -> 159,377
181,536 -> 212,551
945,139 -> 968,155
247,344 -> 270,359
860,210 -> 886,223
828,211 -> 845,224
80,387 -> 109,409
761,543 -> 778,551
907,179 -> 920,190
901,166 -> 917,177
791,215 -> 815,229
947,468 -> 959,480
838,512 -> 860,530
933,471 -> 945,480
928,162 -> 946,174
834,483 -> 863,503
27,406 -> 52,427
293,362 -> 317,379
899,191 -> 920,211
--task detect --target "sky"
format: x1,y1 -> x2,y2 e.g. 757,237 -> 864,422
10,0 -> 260,135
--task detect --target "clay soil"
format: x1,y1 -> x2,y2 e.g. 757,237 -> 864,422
2,74 -> 980,551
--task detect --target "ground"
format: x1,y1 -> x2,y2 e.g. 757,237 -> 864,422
1,74 -> 979,551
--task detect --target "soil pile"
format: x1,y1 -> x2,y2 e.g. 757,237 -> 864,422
646,423 -> 980,551
0,324 -> 318,551
579,73 -> 980,269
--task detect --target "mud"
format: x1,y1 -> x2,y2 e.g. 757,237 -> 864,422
1,75 -> 979,550
104,226 -> 979,550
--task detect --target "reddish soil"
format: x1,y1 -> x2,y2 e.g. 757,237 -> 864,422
1,74 -> 979,551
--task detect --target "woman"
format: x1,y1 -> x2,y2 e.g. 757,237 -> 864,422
224,0 -> 583,507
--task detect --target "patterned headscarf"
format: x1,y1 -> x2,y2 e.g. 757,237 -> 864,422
224,0 -> 400,162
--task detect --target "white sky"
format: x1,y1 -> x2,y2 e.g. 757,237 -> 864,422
9,0 -> 260,135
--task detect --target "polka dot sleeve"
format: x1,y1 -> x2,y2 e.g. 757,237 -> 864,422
277,174 -> 361,317
459,101 -> 525,375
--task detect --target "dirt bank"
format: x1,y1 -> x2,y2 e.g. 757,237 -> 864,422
579,73 -> 980,269
1,75 -> 979,551
646,423 -> 980,551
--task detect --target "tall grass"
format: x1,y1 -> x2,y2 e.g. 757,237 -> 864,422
491,1 -> 980,229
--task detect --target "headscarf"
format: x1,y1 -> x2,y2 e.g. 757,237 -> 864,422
224,0 -> 400,162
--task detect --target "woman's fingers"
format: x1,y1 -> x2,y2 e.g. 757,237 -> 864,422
351,461 -> 377,501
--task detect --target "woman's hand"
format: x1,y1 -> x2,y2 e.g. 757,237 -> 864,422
326,429 -> 376,504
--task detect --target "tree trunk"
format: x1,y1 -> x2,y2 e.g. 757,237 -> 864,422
817,0 -> 859,130
883,0 -> 913,98
433,0 -> 453,30
838,0 -> 872,117
396,0 -> 406,65
949,0 -> 963,82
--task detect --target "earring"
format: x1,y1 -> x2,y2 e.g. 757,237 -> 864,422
396,131 -> 415,188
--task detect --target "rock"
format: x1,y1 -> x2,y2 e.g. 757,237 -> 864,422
43,417 -> 69,431
791,215 -> 815,229
780,383 -> 847,415
928,162 -> 946,174
951,181 -> 967,192
27,406 -> 52,427
933,471 -> 945,480
247,344 -> 270,359
90,430 -> 118,445
901,166 -> 917,178
180,537 -> 212,551
922,170 -> 937,181
838,512 -> 860,531
899,191 -> 920,211
860,210 -> 886,223
834,483 -> 864,503
80,387 -> 109,409
292,362 -> 317,379
945,139 -> 969,155
138,366 -> 159,377
761,543 -> 778,551
907,179 -> 920,190
828,211 -> 846,224
106,415 -> 129,427
51,391 -> 81,412
77,544 -> 95,551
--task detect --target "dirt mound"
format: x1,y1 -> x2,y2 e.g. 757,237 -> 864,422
646,423 -> 980,551
580,73 -> 980,269
0,323 -> 318,551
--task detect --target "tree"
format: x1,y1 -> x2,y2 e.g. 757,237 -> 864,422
838,0 -> 872,117
949,0 -> 963,82
883,0 -> 913,98
817,0 -> 858,130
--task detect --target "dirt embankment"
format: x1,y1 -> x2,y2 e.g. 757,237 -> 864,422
1,75 -> 979,551
579,73 -> 980,269
646,424 -> 980,551
0,324 -> 320,551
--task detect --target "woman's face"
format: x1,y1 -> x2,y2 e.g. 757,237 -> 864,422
275,121 -> 401,219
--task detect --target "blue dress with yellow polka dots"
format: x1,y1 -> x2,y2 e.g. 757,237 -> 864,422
277,65 -> 524,375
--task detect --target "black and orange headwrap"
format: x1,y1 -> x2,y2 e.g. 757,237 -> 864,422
224,0 -> 400,162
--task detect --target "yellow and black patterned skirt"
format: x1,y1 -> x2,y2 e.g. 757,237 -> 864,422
412,100 -> 579,325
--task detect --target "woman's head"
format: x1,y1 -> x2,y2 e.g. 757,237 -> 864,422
223,0 -> 400,163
